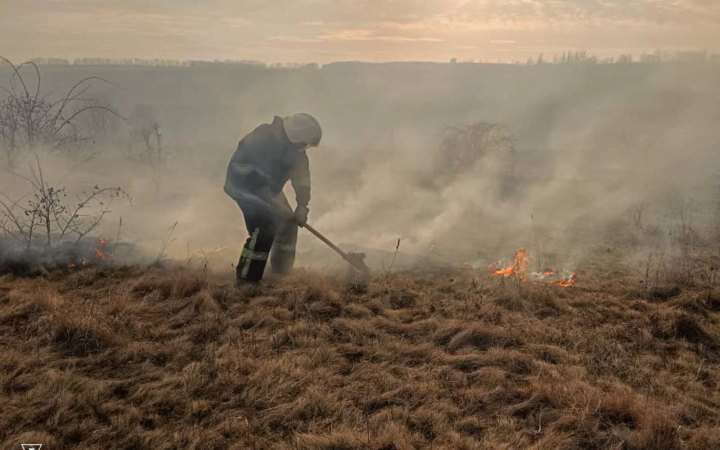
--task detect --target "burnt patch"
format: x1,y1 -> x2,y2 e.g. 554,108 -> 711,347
675,315 -> 715,346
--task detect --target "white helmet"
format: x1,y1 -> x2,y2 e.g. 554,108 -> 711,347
283,113 -> 322,147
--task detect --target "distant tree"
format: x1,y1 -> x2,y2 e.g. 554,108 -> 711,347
640,51 -> 662,64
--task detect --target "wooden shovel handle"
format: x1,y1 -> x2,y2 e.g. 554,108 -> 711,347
303,223 -> 368,273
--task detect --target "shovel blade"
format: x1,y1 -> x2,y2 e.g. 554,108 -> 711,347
347,252 -> 370,275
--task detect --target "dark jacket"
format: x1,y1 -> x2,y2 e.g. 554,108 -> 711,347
224,116 -> 311,208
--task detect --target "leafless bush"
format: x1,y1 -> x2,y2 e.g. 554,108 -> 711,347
0,156 -> 128,251
434,121 -> 516,197
82,94 -> 124,144
128,104 -> 163,167
666,196 -> 705,286
642,250 -> 668,294
635,195 -> 719,290
154,221 -> 179,265
437,122 -> 514,175
0,57 -> 123,167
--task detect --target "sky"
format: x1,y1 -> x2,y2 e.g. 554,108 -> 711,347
2,0 -> 719,63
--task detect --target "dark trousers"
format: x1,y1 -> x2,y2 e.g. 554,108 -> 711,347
236,192 -> 298,282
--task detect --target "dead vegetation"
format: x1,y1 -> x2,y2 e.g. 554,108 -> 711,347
0,263 -> 718,449
0,57 -> 123,167
0,157 -> 127,252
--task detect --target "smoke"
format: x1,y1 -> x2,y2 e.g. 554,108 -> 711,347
1,61 -> 719,272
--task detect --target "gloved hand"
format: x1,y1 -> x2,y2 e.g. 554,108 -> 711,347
294,205 -> 309,227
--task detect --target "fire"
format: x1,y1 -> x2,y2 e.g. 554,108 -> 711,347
491,249 -> 576,288
67,238 -> 111,270
554,272 -> 577,288
94,238 -> 112,261
492,248 -> 529,281
494,266 -> 514,277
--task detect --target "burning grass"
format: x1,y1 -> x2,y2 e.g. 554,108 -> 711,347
0,264 -> 719,449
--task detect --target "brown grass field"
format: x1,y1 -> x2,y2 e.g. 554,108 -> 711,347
1,263 -> 719,449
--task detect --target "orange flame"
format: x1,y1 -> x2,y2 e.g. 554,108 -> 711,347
493,248 -> 529,281
554,272 -> 577,288
490,249 -> 576,287
95,238 -> 112,260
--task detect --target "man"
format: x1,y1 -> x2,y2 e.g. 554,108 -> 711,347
224,113 -> 322,283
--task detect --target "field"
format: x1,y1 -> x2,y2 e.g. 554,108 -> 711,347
1,262 -> 719,449
1,58 -> 720,450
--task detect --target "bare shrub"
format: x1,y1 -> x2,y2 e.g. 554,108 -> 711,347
127,104 -> 163,167
666,195 -> 705,286
434,121 -> 516,194
438,122 -> 514,173
0,57 -> 123,167
0,156 -> 128,251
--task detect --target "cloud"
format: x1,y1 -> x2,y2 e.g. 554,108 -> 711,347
2,0 -> 718,62
451,0 -> 720,25
318,29 -> 444,43
268,35 -> 324,44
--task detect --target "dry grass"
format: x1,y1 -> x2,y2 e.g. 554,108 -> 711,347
0,265 -> 719,449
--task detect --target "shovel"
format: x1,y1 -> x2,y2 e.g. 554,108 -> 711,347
302,223 -> 370,283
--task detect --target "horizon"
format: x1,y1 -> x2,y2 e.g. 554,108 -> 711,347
4,1 -> 720,64
10,49 -> 720,67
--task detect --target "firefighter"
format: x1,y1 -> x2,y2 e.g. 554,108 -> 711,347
224,113 -> 321,283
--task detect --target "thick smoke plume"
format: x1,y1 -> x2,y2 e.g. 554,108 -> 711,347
1,61 -> 719,274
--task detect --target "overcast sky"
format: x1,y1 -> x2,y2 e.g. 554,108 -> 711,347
3,0 -> 719,63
